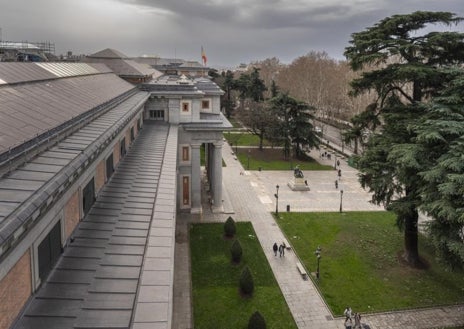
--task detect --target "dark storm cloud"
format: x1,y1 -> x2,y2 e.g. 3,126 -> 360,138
0,0 -> 463,66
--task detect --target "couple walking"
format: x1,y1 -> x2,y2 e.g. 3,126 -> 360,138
273,242 -> 286,257
344,306 -> 362,329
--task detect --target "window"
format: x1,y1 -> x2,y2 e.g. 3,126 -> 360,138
182,146 -> 190,161
149,110 -> 164,120
38,221 -> 62,283
82,178 -> 95,217
201,100 -> 210,110
182,102 -> 190,113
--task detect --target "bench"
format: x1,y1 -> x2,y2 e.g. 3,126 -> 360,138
296,261 -> 307,280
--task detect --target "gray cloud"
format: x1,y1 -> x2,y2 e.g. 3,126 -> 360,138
0,0 -> 463,66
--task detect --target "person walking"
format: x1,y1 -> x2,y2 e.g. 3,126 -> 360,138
335,180 -> 338,189
354,312 -> 361,329
281,242 -> 286,256
338,169 -> 342,179
343,306 -> 352,323
273,242 -> 278,256
278,244 -> 283,257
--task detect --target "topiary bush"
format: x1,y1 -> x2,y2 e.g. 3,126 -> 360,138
224,216 -> 236,238
231,239 -> 243,263
239,265 -> 254,296
248,311 -> 267,329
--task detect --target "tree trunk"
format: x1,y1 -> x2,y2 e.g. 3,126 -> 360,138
402,208 -> 422,267
259,132 -> 264,151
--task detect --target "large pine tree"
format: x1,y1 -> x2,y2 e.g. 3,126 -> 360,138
344,11 -> 464,267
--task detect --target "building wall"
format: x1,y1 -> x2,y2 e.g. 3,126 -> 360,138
0,249 -> 31,329
0,105 -> 145,327
95,160 -> 106,193
125,129 -> 131,149
113,141 -> 121,167
64,190 -> 80,239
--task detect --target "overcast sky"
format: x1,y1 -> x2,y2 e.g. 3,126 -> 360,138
0,0 -> 463,67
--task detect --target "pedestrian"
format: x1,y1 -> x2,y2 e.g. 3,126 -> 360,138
335,180 -> 338,189
338,169 -> 342,179
281,241 -> 286,256
343,306 -> 352,323
273,242 -> 278,256
278,244 -> 283,257
354,313 -> 361,329
337,159 -> 340,168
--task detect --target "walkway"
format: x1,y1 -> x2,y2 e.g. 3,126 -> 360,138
173,142 -> 464,329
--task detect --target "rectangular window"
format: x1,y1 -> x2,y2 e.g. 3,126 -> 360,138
182,102 -> 190,112
182,146 -> 190,161
201,100 -> 210,110
82,178 -> 95,217
38,221 -> 62,283
183,176 -> 190,206
149,110 -> 164,120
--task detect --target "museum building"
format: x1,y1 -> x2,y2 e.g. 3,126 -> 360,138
0,51 -> 230,328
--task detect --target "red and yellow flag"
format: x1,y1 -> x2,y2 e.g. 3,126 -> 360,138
201,46 -> 207,66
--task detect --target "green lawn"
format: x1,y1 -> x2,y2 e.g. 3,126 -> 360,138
224,132 -> 272,147
236,148 -> 332,171
190,222 -> 297,329
277,212 -> 464,316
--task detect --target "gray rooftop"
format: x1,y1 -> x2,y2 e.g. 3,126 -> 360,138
0,62 -> 135,155
13,122 -> 177,329
0,90 -> 149,258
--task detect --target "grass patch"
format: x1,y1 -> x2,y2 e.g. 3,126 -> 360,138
191,222 -> 297,329
235,147 -> 332,171
224,132 -> 272,147
277,212 -> 464,315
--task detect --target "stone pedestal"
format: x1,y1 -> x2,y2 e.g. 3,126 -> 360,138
287,177 -> 310,191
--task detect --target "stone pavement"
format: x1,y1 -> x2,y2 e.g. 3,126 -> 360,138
172,142 -> 464,329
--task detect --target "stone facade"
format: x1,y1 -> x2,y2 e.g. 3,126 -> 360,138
0,250 -> 31,329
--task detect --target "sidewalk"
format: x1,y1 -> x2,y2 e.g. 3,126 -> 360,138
172,141 -> 464,329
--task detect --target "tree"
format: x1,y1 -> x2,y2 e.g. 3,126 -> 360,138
344,11 -> 464,267
221,70 -> 236,118
270,92 -> 319,159
248,311 -> 267,329
240,100 -> 277,150
224,216 -> 236,238
239,266 -> 254,296
414,73 -> 464,269
249,67 -> 267,102
231,239 -> 243,263
343,104 -> 381,154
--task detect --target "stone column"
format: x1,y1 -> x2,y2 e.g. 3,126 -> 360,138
190,143 -> 202,214
211,141 -> 223,213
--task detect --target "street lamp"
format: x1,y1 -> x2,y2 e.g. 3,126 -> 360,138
339,189 -> 344,213
315,246 -> 322,279
274,185 -> 279,215
247,149 -> 250,170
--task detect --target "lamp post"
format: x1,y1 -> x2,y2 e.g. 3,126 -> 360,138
315,245 -> 321,279
274,185 -> 279,215
334,154 -> 337,169
339,189 -> 344,213
247,149 -> 250,170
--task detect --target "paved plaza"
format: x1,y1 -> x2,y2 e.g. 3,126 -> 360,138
173,142 -> 464,329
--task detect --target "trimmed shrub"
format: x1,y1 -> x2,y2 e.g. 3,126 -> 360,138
248,311 -> 267,329
224,216 -> 236,237
231,239 -> 243,263
239,265 -> 254,295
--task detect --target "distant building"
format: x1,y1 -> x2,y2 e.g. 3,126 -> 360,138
84,48 -> 158,84
133,56 -> 209,78
0,40 -> 55,62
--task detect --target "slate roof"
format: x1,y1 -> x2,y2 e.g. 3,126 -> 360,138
0,63 -> 135,156
88,48 -> 129,59
0,90 -> 149,258
13,122 -> 177,329
86,48 -> 158,78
